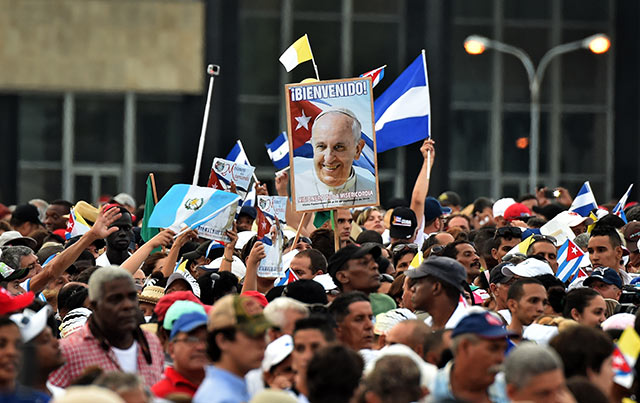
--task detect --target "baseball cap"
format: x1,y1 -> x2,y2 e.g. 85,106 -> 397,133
242,291 -> 269,308
502,258 -> 554,278
238,205 -> 257,220
10,305 -> 52,343
503,203 -> 533,222
327,243 -> 382,279
203,255 -> 247,280
492,198 -> 516,218
261,334 -> 294,372
112,193 -> 136,208
583,267 -> 623,289
424,197 -> 452,222
404,256 -> 466,293
532,203 -> 566,221
0,231 -> 37,250
154,290 -> 209,322
489,263 -> 514,285
623,221 -> 640,253
166,272 -> 197,295
451,311 -> 513,339
163,300 -> 207,331
438,191 -> 462,208
12,204 -> 42,225
313,273 -> 338,293
169,310 -> 208,339
0,288 -> 35,316
389,207 -> 418,240
0,262 -> 29,282
281,279 -> 328,305
207,294 -> 272,337
554,211 -> 594,228
183,241 -> 213,261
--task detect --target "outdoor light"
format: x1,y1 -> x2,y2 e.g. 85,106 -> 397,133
464,35 -> 488,55
584,34 -> 611,54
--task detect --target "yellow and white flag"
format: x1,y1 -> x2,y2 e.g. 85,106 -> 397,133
279,34 -> 313,72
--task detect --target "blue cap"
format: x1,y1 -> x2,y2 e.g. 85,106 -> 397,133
584,267 -> 623,289
451,311 -> 513,339
170,311 -> 208,339
424,197 -> 452,222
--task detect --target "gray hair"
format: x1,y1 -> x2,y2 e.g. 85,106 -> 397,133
450,333 -> 479,358
312,107 -> 362,145
504,343 -> 563,389
263,296 -> 309,329
0,246 -> 34,270
88,266 -> 135,302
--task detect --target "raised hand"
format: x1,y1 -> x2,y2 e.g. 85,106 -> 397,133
275,170 -> 289,196
89,206 -> 122,239
420,138 -> 436,169
149,229 -> 175,249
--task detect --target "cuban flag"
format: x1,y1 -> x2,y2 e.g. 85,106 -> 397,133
612,184 -> 633,224
287,99 -> 375,174
274,268 -> 299,287
265,132 -> 313,170
148,184 -> 240,232
555,239 -> 586,282
360,65 -> 386,89
374,51 -> 430,152
569,181 -> 598,217
613,327 -> 640,388
65,208 -> 91,239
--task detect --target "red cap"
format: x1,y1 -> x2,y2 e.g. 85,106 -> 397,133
0,289 -> 35,315
241,291 -> 268,308
503,203 -> 533,222
154,291 -> 210,321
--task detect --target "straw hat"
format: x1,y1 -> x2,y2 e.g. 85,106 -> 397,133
138,285 -> 164,305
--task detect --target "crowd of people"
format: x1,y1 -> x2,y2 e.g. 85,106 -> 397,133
0,139 -> 640,402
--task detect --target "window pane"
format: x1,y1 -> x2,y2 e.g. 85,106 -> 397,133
505,0 -> 551,20
18,96 -> 62,161
74,97 -> 124,163
502,28 -> 550,104
563,0 -> 609,22
453,0 -> 493,19
502,111 -> 550,175
290,22 -> 341,82
451,25 -> 493,103
295,0 -> 340,13
237,103 -> 279,167
449,110 -> 490,171
136,97 -> 184,164
560,113 -> 606,174
100,176 -> 120,201
354,0 -> 400,14
353,22 -> 399,87
240,0 -> 280,12
134,171 -> 183,208
239,18 -> 281,95
560,29 -> 609,104
450,179 -> 491,205
18,169 -> 61,204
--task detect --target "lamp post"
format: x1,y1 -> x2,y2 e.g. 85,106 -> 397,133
464,34 -> 611,193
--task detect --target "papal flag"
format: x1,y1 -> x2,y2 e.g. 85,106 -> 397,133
279,34 -> 313,72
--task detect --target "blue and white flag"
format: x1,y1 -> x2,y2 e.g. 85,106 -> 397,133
612,184 -> 633,224
226,141 -> 250,165
569,181 -> 598,217
374,51 -> 430,152
555,239 -> 586,283
265,132 -> 313,170
148,184 -> 240,232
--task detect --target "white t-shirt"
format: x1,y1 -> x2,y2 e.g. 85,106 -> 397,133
111,341 -> 138,373
425,302 -> 467,329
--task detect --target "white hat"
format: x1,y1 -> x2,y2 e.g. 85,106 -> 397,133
236,231 -> 257,250
364,343 -> 437,388
502,258 -> 554,277
0,231 -> 37,250
203,255 -> 247,280
261,334 -> 294,372
493,198 -> 516,218
553,211 -> 593,228
521,323 -> 559,345
113,193 -> 136,207
373,308 -> 417,336
313,273 -> 338,291
10,305 -> 52,343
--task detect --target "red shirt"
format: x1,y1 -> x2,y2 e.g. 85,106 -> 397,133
48,323 -> 164,389
151,366 -> 200,398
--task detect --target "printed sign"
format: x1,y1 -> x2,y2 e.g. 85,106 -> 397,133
212,157 -> 256,199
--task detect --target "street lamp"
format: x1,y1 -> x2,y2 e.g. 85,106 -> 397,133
464,33 -> 611,192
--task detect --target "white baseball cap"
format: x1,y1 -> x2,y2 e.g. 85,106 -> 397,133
502,258 -> 554,277
493,198 -> 516,218
261,334 -> 294,372
10,305 -> 52,343
553,211 -> 593,228
203,255 -> 247,280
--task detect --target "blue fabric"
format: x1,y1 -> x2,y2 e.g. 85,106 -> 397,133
194,365 -> 250,403
0,385 -> 50,403
430,362 -> 509,403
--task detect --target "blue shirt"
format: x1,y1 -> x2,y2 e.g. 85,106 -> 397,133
429,361 -> 509,403
0,385 -> 50,403
194,365 -> 250,403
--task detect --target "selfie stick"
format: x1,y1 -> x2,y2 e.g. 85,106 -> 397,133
192,64 -> 221,186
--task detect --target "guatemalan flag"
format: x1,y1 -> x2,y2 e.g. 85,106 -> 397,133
148,184 -> 240,233
555,239 -> 586,283
612,184 -> 633,224
569,181 -> 598,217
374,51 -> 430,152
360,65 -> 386,89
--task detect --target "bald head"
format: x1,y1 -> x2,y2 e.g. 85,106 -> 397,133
385,319 -> 431,359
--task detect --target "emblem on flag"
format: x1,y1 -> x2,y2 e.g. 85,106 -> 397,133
184,198 -> 204,211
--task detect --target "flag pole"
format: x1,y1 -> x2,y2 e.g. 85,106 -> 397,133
192,64 -> 220,186
421,49 -> 432,179
236,140 -> 260,184
307,35 -> 320,81
332,210 -> 340,252
291,212 -> 307,249
149,173 -> 158,204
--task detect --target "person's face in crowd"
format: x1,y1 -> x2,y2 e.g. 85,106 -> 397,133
92,278 -> 139,336
447,216 -> 470,232
509,283 -> 547,326
589,354 -> 614,399
474,207 -> 495,229
33,326 -> 65,372
236,215 -> 254,233
138,302 -> 155,317
395,252 -> 416,273
459,337 -> 507,389
165,279 -> 191,295
363,210 -> 385,234
337,253 -> 380,293
628,248 -> 640,270
507,368 -> 569,403
169,326 -> 208,375
489,278 -> 514,310
291,241 -> 312,253
589,280 -> 622,300
133,269 -> 145,292
336,301 -> 374,350
571,222 -> 588,236
455,243 -> 481,280
335,209 -> 354,242
0,324 -> 21,388
410,277 -> 436,311
290,255 -> 316,280
220,330 -> 267,376
106,212 -> 133,252
520,198 -> 538,212
20,254 -> 42,277
293,329 -> 329,384
4,280 -> 26,296
529,241 -> 558,272
311,112 -> 365,187
280,309 -> 309,337
493,237 -> 521,262
263,355 -> 295,390
153,257 -> 166,274
401,276 -> 415,310
588,236 -> 623,269
570,295 -> 607,328
44,205 -> 68,232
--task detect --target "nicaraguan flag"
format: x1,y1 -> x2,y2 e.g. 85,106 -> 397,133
555,239 -> 585,282
612,184 -> 633,224
374,52 -> 430,152
266,132 -> 313,170
569,181 -> 598,217
360,65 -> 386,89
148,184 -> 240,232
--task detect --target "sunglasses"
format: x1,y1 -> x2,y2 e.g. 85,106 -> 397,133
430,245 -> 445,257
494,226 -> 522,240
531,234 -> 557,245
392,243 -> 418,254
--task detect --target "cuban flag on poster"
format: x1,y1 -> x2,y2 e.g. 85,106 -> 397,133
555,239 -> 586,283
569,181 -> 598,217
360,65 -> 386,89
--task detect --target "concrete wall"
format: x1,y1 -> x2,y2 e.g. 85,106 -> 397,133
0,0 -> 204,93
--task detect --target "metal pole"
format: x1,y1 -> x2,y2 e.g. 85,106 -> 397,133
529,80 -> 540,193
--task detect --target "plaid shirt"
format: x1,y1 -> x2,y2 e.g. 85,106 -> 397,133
48,323 -> 164,388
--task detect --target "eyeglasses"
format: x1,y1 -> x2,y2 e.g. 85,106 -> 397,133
380,273 -> 394,283
531,234 -> 557,245
429,245 -> 445,257
494,227 -> 522,240
392,243 -> 418,254
307,303 -> 329,314
173,335 -> 206,345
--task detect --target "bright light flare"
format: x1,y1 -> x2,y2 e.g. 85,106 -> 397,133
587,35 -> 610,54
464,39 -> 486,55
